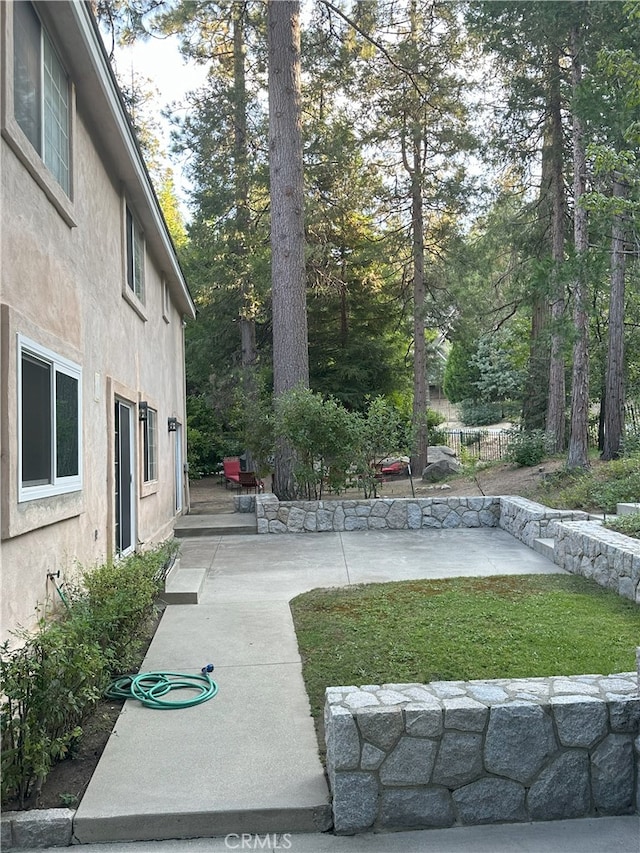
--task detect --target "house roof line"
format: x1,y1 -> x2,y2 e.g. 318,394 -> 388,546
50,1 -> 196,320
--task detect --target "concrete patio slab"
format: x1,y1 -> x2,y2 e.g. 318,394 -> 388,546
74,526 -> 571,845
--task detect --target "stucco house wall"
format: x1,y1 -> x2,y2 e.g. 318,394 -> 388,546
0,1 -> 196,640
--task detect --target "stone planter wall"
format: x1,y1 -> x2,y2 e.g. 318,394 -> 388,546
498,496 -> 589,547
233,494 -> 256,513
255,493 -> 590,538
325,674 -> 640,833
256,494 -> 500,534
551,520 -> 640,604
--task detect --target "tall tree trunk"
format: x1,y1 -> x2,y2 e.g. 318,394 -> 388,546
268,0 -> 309,499
545,44 -> 566,450
602,176 -> 627,460
408,0 -> 428,477
411,144 -> 429,476
567,22 -> 590,470
234,2 -> 257,386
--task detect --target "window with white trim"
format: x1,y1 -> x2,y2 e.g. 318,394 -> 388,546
19,336 -> 82,501
126,206 -> 145,302
13,1 -> 70,195
143,406 -> 158,482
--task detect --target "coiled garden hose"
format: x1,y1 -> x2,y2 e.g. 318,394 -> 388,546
105,664 -> 218,709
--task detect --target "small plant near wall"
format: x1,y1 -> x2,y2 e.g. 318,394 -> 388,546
604,512 -> 640,541
0,541 -> 176,808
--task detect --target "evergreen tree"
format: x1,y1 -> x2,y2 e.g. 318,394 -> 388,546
268,0 -> 309,498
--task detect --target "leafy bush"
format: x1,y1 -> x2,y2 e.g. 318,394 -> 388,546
186,396 -> 234,478
354,397 -> 409,498
591,469 -> 640,514
273,391 -> 411,499
426,408 -> 448,446
539,452 -> 640,513
275,387 -> 358,499
604,512 -> 640,540
1,542 -> 175,807
506,429 -> 548,467
458,399 -> 503,426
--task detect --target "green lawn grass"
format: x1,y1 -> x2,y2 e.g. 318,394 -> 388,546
290,574 -> 640,718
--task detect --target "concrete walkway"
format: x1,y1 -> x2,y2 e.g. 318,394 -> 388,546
72,526 -> 622,846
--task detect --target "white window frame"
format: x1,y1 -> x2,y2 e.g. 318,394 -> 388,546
13,1 -> 70,195
143,406 -> 158,483
18,334 -> 82,502
126,205 -> 145,303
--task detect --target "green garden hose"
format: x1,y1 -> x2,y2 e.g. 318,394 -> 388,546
106,666 -> 218,709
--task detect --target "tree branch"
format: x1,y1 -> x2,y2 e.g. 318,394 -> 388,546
321,0 -> 435,107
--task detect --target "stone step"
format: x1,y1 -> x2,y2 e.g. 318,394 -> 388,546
617,502 -> 640,517
162,558 -> 206,604
533,537 -> 555,560
174,513 -> 256,537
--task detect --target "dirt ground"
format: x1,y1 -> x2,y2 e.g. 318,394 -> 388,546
188,458 -> 567,515
17,458 -> 563,811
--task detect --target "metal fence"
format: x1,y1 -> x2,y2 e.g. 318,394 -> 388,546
439,429 -> 513,462
439,404 -> 640,462
626,402 -> 639,434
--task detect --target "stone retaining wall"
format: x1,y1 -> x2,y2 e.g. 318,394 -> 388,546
255,493 -> 590,538
256,494 -> 500,534
325,674 -> 640,833
551,520 -> 640,604
498,496 -> 589,547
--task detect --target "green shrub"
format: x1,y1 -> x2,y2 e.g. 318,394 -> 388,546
506,429 -> 548,467
458,399 -> 503,426
426,407 -> 448,446
541,470 -> 593,510
622,429 -> 640,455
539,452 -> 640,513
605,512 -> 640,540
186,396 -> 231,478
1,620 -> 105,807
275,387 -> 358,499
1,542 -> 175,806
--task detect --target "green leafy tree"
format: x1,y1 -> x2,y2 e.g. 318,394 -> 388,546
471,333 -> 525,406
443,340 -> 481,405
274,388 -> 356,499
354,397 -> 409,497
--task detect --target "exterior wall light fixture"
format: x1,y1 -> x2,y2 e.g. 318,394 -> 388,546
138,401 -> 148,422
168,417 -> 178,432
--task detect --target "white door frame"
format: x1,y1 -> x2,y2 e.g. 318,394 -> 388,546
115,398 -> 136,555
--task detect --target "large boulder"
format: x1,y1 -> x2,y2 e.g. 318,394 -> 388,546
422,446 -> 461,482
427,445 -> 457,463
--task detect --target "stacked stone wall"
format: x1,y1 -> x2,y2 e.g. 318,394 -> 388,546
325,674 -> 640,833
256,495 -> 500,534
498,496 -> 589,547
552,520 -> 640,604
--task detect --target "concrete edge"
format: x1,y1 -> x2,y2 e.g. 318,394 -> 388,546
1,804 -> 333,850
73,805 -> 333,845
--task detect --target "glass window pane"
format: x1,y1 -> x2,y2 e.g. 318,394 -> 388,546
13,0 -> 41,152
144,408 -> 157,481
133,221 -> 144,300
43,34 -> 69,194
55,371 -> 78,478
22,353 -> 52,485
126,207 -> 135,290
126,207 -> 145,301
